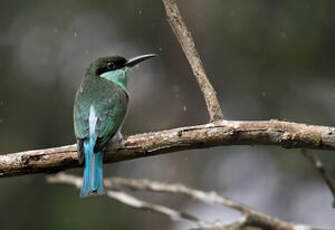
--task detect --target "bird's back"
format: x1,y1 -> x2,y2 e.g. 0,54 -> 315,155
74,76 -> 128,153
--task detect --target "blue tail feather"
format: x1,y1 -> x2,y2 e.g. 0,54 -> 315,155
80,106 -> 105,198
80,139 -> 104,198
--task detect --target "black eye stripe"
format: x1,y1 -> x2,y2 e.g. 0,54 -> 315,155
95,57 -> 127,75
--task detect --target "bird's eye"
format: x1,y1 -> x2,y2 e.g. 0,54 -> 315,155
106,62 -> 114,69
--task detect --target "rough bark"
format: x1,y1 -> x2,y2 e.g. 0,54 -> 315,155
162,0 -> 224,121
1,119 -> 335,177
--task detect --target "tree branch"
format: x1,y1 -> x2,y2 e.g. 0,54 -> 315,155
47,173 -> 328,230
104,177 -> 291,229
301,149 -> 335,208
46,173 -> 210,227
1,119 -> 335,177
162,0 -> 224,121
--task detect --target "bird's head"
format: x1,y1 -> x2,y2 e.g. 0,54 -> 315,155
87,54 -> 157,91
91,54 -> 157,76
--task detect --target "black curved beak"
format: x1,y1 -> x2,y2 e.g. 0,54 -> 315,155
125,54 -> 157,67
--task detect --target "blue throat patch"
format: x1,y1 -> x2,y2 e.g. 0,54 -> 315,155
100,68 -> 128,91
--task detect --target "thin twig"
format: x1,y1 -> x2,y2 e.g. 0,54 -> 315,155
1,120 -> 335,177
104,177 -> 291,229
47,173 -> 214,228
47,173 -> 328,230
105,177 -> 246,212
301,149 -> 335,208
162,0 -> 224,121
106,190 -> 205,225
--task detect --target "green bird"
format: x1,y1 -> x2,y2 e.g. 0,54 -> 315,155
73,54 -> 156,197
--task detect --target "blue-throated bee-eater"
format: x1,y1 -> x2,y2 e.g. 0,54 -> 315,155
74,54 -> 156,197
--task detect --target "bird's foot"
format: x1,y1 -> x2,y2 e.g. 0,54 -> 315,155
110,130 -> 125,150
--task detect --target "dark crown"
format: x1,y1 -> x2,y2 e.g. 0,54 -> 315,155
94,56 -> 127,75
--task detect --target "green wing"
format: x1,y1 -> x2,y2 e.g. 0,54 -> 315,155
73,80 -> 128,158
94,87 -> 128,150
73,87 -> 90,163
74,88 -> 89,140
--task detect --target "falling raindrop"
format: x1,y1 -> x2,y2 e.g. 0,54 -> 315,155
183,105 -> 187,111
138,9 -> 142,15
281,32 -> 287,39
74,31 -> 78,39
173,85 -> 180,98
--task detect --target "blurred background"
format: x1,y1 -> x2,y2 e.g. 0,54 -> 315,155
1,0 -> 335,229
